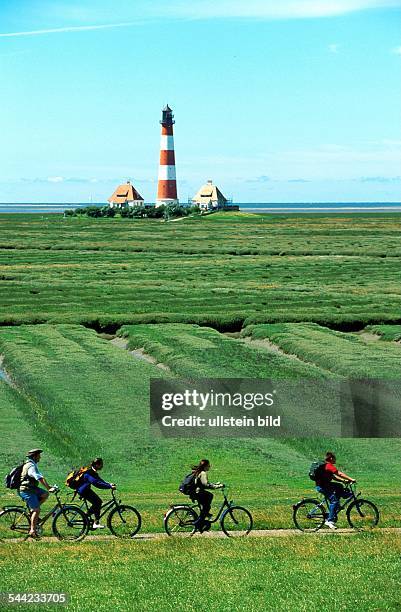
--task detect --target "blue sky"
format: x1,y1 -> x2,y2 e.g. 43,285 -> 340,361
0,0 -> 400,203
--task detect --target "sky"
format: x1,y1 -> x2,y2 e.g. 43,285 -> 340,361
0,0 -> 400,203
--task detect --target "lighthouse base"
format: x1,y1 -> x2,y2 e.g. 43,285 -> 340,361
155,199 -> 179,208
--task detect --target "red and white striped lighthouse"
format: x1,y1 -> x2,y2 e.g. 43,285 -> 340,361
156,104 -> 178,207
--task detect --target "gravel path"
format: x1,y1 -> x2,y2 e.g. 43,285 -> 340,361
10,527 -> 401,544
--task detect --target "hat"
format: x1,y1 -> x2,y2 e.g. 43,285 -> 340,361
27,448 -> 43,456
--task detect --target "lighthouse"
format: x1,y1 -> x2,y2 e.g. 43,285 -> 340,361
156,105 -> 178,207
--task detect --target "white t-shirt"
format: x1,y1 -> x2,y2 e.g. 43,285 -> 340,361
26,460 -> 43,482
195,471 -> 220,492
196,471 -> 209,488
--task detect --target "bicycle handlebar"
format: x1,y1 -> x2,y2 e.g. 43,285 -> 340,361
343,482 -> 359,495
217,484 -> 228,496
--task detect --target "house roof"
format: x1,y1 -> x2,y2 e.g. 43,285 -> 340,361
108,181 -> 144,204
192,180 -> 227,204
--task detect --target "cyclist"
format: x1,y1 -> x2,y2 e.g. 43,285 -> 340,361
77,458 -> 116,529
191,459 -> 224,532
18,449 -> 57,538
316,451 -> 356,529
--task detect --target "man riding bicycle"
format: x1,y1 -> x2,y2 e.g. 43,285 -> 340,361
315,451 -> 356,529
18,449 -> 57,538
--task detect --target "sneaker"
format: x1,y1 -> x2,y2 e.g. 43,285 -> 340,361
324,520 -> 337,530
92,522 -> 105,530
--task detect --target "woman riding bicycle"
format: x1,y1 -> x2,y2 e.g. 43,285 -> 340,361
77,458 -> 116,529
190,459 -> 224,532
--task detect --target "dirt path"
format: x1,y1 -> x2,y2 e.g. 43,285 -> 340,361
241,336 -> 294,357
356,331 -> 381,343
10,527 -> 401,544
110,337 -> 170,372
240,336 -> 334,375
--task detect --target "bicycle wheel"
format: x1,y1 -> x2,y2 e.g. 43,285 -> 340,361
346,499 -> 379,530
293,499 -> 326,532
108,505 -> 141,538
221,506 -> 253,537
0,507 -> 30,541
164,506 -> 198,537
52,505 -> 89,541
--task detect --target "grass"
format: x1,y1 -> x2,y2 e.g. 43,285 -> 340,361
241,323 -> 401,436
366,324 -> 401,341
0,213 -> 400,327
118,323 -> 328,378
1,212 -> 400,609
118,323 -> 343,436
0,324 -> 400,532
0,535 -> 400,611
242,323 -> 401,378
0,324 -> 169,471
0,381 -> 61,475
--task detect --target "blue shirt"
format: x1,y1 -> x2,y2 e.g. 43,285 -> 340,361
77,469 -> 112,495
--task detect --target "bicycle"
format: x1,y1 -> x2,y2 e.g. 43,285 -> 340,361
164,485 -> 253,537
76,488 -> 141,538
293,482 -> 379,532
0,486 -> 88,541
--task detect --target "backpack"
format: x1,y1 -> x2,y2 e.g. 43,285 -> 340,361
65,466 -> 90,490
5,464 -> 24,489
309,460 -> 326,482
179,473 -> 196,496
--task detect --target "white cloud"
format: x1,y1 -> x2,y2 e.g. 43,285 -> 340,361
0,50 -> 30,58
328,43 -> 340,53
150,0 -> 401,19
0,0 -> 399,37
246,175 -> 271,183
392,46 -> 401,54
276,143 -> 401,164
358,175 -> 401,182
8,176 -> 152,185
0,22 -> 137,38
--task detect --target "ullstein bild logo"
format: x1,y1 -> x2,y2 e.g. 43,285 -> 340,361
150,378 -> 401,438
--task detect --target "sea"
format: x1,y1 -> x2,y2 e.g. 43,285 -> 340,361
0,202 -> 401,214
